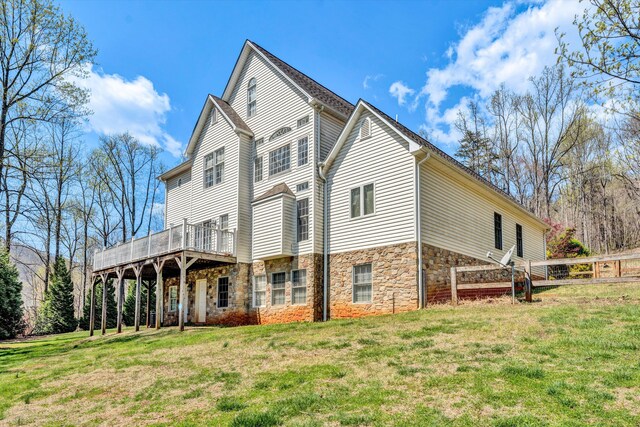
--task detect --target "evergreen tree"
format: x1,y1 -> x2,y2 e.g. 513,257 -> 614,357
0,248 -> 25,339
35,257 -> 76,334
78,280 -> 117,330
123,280 -> 155,327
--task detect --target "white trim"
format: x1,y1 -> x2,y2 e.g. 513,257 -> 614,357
349,182 -> 375,219
252,275 -> 266,308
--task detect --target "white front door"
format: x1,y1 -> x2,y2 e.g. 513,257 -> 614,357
195,279 -> 207,323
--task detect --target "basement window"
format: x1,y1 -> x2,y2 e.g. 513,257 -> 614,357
271,272 -> 286,305
217,277 -> 229,308
253,275 -> 266,308
292,270 -> 307,305
169,286 -> 178,312
353,264 -> 372,303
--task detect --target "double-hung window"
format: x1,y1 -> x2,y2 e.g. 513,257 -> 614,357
217,277 -> 229,308
297,198 -> 309,242
254,157 -> 263,182
353,264 -> 372,303
292,270 -> 307,304
219,214 -> 229,251
214,147 -> 225,184
253,275 -> 266,307
350,183 -> 375,218
297,137 -> 308,166
271,272 -> 286,305
494,212 -> 503,250
269,144 -> 290,176
516,224 -> 523,257
169,286 -> 178,311
247,78 -> 257,117
204,153 -> 215,188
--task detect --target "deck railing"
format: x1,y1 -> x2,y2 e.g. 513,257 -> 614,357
93,220 -> 236,271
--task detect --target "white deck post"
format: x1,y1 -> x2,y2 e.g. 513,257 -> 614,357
89,276 -> 97,337
134,266 -> 142,332
116,269 -> 125,333
181,218 -> 187,250
178,252 -> 187,331
147,231 -> 152,257
130,236 -> 135,262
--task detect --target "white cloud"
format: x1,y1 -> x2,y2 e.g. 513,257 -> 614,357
363,73 -> 384,89
74,65 -> 184,157
389,81 -> 416,106
394,0 -> 586,148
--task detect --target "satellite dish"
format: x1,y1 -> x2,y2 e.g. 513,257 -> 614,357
499,245 -> 516,266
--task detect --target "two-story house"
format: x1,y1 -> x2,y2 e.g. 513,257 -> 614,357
91,40 -> 548,331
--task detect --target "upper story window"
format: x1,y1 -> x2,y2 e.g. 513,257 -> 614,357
296,182 -> 309,192
494,212 -> 503,250
210,108 -> 217,126
297,198 -> 309,242
350,183 -> 375,218
247,78 -> 257,117
297,115 -> 309,128
269,144 -> 290,176
516,224 -> 523,257
297,137 -> 308,166
254,157 -> 263,182
204,153 -> 215,188
215,147 -> 225,185
360,117 -> 371,139
254,137 -> 264,150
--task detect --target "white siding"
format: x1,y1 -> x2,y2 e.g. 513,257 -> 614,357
252,196 -> 295,259
227,50 -> 318,257
327,112 -> 416,253
165,170 -> 192,228
236,133 -> 253,262
420,159 -> 546,262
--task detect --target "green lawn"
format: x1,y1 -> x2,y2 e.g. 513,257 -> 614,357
1,283 -> 640,426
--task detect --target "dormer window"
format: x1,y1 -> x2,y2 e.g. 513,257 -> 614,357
247,78 -> 257,117
360,117 -> 371,139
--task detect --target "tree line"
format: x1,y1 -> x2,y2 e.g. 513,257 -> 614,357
0,0 -> 163,339
0,0 -> 638,339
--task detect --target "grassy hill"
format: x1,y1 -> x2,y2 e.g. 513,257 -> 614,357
1,283 -> 640,426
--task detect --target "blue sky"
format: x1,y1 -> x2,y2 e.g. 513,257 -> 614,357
59,0 -> 584,166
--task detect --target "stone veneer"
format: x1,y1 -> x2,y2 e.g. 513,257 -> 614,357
422,243 -> 527,304
162,254 -> 323,326
250,253 -> 323,324
329,242 -> 419,319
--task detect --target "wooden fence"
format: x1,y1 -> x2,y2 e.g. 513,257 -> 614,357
450,252 -> 640,305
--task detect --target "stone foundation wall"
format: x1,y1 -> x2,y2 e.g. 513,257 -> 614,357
250,253 -> 323,324
163,262 -> 254,326
161,254 -> 322,327
422,244 -> 526,303
329,242 -> 419,319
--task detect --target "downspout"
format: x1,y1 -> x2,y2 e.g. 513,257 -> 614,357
415,151 -> 430,308
318,163 -> 328,321
313,102 -> 329,321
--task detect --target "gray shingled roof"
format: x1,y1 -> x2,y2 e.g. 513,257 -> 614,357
250,41 -> 355,118
253,183 -> 295,203
361,100 -> 530,210
210,95 -> 252,135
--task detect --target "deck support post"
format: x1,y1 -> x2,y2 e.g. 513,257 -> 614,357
133,265 -> 142,332
524,260 -> 533,303
100,273 -> 109,335
89,275 -> 97,336
178,252 -> 186,331
450,267 -> 458,305
116,269 -> 125,333
145,280 -> 151,328
153,259 -> 165,330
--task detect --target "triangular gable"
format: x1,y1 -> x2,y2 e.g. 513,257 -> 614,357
184,95 -> 253,157
322,99 -> 548,229
222,40 -> 354,120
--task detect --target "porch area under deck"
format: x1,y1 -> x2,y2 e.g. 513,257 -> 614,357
89,220 -> 237,335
